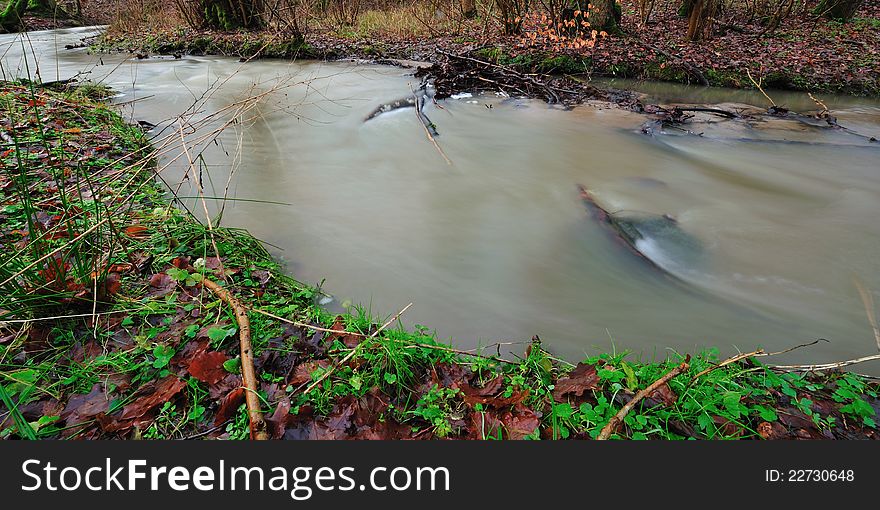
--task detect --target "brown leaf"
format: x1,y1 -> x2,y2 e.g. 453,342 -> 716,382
777,407 -> 815,430
501,404 -> 541,440
187,350 -> 230,385
147,273 -> 175,297
61,384 -> 109,426
289,360 -> 330,386
645,382 -> 678,407
552,363 -> 599,401
119,376 -> 186,421
758,421 -> 790,440
265,397 -> 291,439
102,272 -> 122,296
214,387 -> 246,427
326,316 -> 362,349
461,375 -> 503,398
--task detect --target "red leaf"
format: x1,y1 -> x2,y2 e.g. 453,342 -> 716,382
187,350 -> 230,385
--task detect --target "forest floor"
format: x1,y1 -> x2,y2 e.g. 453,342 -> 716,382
2,81 -> 880,440
80,1 -> 880,97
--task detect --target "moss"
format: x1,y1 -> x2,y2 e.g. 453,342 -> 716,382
537,54 -> 590,74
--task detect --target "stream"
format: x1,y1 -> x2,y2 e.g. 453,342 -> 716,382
3,27 -> 880,371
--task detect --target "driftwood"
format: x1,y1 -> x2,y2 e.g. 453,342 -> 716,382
416,48 -> 612,107
577,185 -> 677,276
364,96 -> 419,122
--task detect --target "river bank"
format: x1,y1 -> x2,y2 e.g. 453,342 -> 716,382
84,1 -> 880,98
2,80 -> 879,440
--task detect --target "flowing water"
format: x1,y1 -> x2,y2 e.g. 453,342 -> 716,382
3,27 -> 880,370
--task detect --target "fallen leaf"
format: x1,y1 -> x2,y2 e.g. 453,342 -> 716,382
187,350 -> 230,385
552,363 -> 599,401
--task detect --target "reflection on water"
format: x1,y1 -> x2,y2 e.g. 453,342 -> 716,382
3,27 -> 880,371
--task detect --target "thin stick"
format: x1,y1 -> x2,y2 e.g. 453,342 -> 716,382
808,92 -> 829,114
689,339 -> 827,384
302,303 -> 413,395
689,349 -> 764,384
746,69 -> 776,107
251,308 -> 367,337
414,91 -> 452,165
398,340 -> 516,364
769,354 -> 880,373
853,278 -> 880,352
597,357 -> 690,440
202,279 -> 268,440
0,217 -> 110,288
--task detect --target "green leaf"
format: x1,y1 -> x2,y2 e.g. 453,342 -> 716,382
384,373 -> 398,384
621,362 -> 638,391
697,413 -> 713,430
753,405 -> 778,422
553,403 -> 574,420
349,374 -> 363,391
207,326 -> 236,344
223,357 -> 241,374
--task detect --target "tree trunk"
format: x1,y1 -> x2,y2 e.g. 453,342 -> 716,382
814,0 -> 863,21
0,0 -> 29,33
589,0 -> 621,32
460,0 -> 476,18
678,0 -> 697,17
686,0 -> 717,41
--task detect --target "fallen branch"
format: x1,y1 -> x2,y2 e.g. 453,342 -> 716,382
745,69 -> 777,108
251,308 -> 368,337
689,349 -> 764,384
302,303 -> 413,395
597,356 -> 690,440
674,107 -> 739,118
769,354 -> 880,373
202,279 -> 268,440
414,90 -> 452,165
398,340 -> 516,364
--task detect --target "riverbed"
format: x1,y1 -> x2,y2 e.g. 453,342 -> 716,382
3,26 -> 879,371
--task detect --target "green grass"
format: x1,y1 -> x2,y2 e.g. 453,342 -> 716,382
1,80 -> 877,441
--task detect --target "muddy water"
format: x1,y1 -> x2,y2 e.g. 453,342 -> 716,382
4,27 -> 880,370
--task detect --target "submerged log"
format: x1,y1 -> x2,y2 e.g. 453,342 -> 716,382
577,185 -> 697,277
364,96 -> 419,121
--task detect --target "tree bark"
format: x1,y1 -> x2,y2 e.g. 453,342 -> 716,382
686,0 -> 717,41
589,0 -> 621,32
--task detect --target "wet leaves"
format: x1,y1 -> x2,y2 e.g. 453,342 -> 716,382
552,363 -> 599,401
187,350 -> 231,385
60,384 -> 109,427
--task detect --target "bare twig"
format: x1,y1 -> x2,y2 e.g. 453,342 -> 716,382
302,303 -> 413,395
689,349 -> 764,384
251,307 -> 367,337
746,69 -> 776,107
414,89 -> 452,166
853,278 -> 880,352
202,279 -> 268,440
769,354 -> 880,373
597,356 -> 690,440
